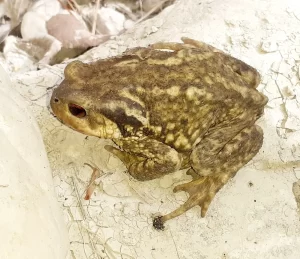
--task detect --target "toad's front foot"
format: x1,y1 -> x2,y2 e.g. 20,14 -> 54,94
153,173 -> 230,230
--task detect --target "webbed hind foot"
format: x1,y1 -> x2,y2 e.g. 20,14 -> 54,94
153,174 -> 229,230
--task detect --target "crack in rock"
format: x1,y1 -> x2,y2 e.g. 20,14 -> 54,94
292,180 -> 300,213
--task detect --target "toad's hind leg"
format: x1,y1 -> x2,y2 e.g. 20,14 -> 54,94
181,37 -> 261,88
153,125 -> 263,230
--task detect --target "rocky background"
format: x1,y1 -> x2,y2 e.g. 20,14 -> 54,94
1,0 -> 300,258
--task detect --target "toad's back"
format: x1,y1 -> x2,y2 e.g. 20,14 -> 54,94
55,46 -> 267,151
84,48 -> 266,147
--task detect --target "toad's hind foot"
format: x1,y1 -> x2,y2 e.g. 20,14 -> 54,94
153,174 -> 229,230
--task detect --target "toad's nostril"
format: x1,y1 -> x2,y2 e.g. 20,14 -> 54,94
54,98 -> 59,103
68,103 -> 86,118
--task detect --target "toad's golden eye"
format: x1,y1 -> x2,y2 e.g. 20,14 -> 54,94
68,103 -> 86,118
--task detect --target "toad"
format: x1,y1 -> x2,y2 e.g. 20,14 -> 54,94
50,38 -> 268,229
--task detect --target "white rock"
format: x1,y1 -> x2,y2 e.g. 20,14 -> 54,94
0,65 -> 69,259
261,40 -> 278,53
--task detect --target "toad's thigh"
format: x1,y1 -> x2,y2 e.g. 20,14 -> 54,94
190,125 -> 263,176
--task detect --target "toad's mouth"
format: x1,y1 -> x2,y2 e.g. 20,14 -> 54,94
68,103 -> 87,118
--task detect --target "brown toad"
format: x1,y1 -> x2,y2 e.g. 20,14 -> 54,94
50,37 -> 268,229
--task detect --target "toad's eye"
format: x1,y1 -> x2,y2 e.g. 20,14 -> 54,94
68,103 -> 87,118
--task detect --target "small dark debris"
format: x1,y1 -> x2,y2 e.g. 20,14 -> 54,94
153,216 -> 165,231
248,181 -> 253,187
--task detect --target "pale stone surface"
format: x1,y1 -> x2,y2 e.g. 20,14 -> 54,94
5,0 -> 300,258
0,66 -> 69,259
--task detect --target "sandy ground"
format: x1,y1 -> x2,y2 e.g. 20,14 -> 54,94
4,0 -> 300,258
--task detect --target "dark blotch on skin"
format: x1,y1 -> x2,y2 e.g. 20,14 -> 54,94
100,107 -> 143,137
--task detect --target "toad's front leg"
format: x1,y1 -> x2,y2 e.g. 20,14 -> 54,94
153,125 -> 263,230
105,137 -> 183,181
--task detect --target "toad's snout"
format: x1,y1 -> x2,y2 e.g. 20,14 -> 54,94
50,94 -> 87,120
